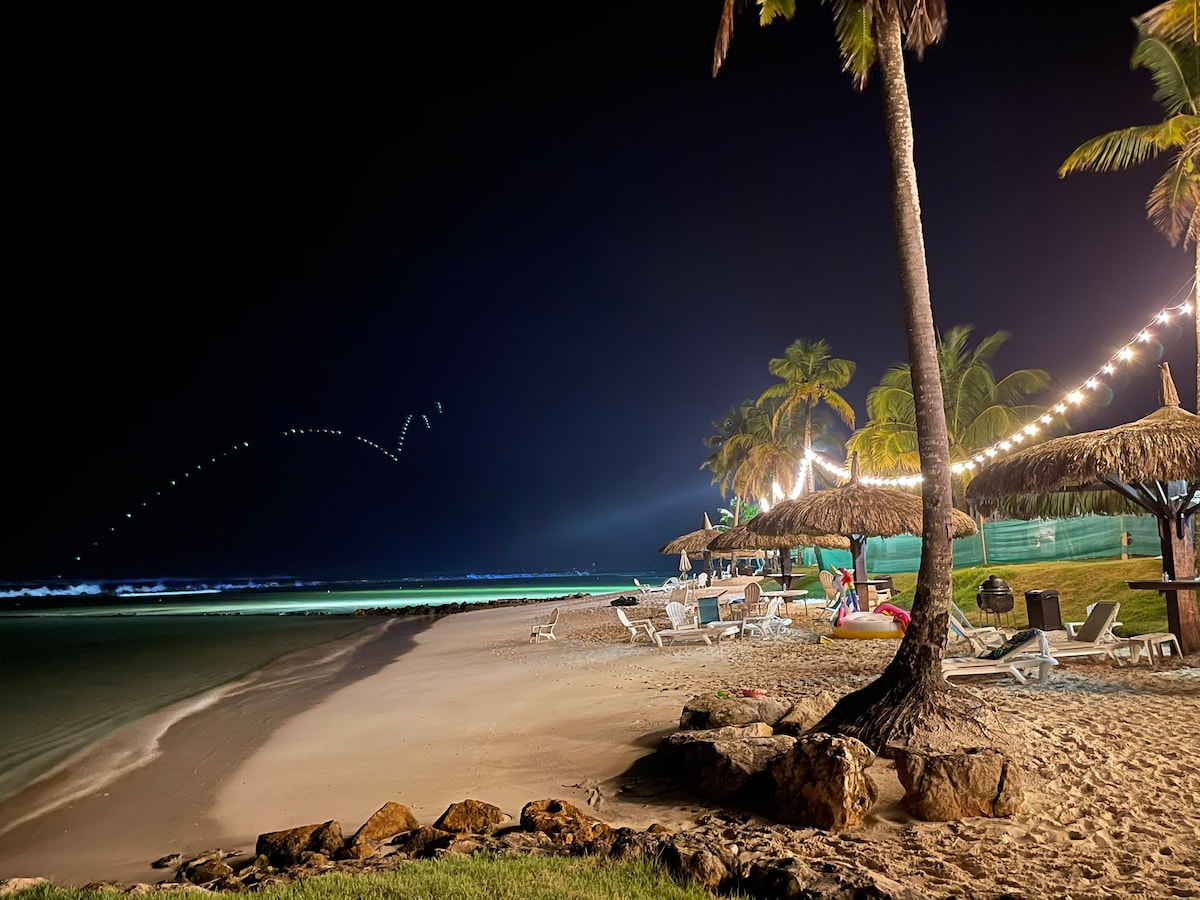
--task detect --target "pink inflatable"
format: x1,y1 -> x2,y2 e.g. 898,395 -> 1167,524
873,602 -> 911,632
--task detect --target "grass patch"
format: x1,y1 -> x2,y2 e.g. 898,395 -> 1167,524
782,556 -> 1172,635
7,855 -> 744,900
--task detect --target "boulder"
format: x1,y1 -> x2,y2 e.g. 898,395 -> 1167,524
520,798 -> 614,846
351,801 -> 421,844
773,691 -> 837,737
893,746 -> 1024,821
433,799 -> 507,834
769,733 -> 877,830
662,729 -> 796,803
390,825 -> 455,858
255,820 -> 344,866
742,857 -> 927,900
680,694 -> 790,730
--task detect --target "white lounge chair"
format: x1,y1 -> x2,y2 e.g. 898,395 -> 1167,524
616,606 -> 656,643
740,596 -> 792,639
633,578 -> 672,600
530,607 -> 560,643
943,628 -> 1058,684
948,601 -> 1004,655
1048,601 -> 1126,665
654,601 -> 736,646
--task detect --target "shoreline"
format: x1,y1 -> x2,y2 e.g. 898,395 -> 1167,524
0,616 -> 430,885
2,581 -> 1198,897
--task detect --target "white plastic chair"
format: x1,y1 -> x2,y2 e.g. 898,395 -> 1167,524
616,606 -> 656,643
530,607 -> 559,643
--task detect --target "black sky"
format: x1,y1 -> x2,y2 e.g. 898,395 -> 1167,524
4,2 -> 1195,584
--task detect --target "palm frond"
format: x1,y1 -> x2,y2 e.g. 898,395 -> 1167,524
713,0 -> 751,77
1147,149 -> 1200,246
1138,0 -> 1200,46
1059,123 -> 1177,176
899,0 -> 948,58
829,0 -> 874,90
1131,32 -> 1200,116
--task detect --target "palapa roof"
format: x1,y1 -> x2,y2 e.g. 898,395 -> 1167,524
747,455 -> 978,540
966,363 -> 1200,517
658,512 -> 721,556
708,520 -> 851,552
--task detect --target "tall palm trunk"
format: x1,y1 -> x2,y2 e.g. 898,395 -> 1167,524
812,14 -> 970,752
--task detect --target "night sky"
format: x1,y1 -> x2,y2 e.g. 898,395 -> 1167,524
5,2 -> 1195,584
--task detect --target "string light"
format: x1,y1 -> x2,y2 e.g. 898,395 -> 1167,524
751,281 -> 1195,499
72,406 -> 445,566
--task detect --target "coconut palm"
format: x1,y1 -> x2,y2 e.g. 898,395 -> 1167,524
726,397 -> 807,508
758,339 -> 856,493
701,400 -> 757,525
715,0 -> 962,753
847,325 -> 1052,505
1058,18 -> 1200,399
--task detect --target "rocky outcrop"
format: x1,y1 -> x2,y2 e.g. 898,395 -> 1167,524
772,691 -> 837,737
661,724 -> 795,803
433,799 -> 506,834
679,694 -> 791,730
741,857 -> 928,900
769,733 -> 878,830
893,746 -> 1024,821
254,820 -> 344,867
519,798 -> 614,846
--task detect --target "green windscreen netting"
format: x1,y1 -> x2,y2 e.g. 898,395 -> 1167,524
798,514 -> 1164,574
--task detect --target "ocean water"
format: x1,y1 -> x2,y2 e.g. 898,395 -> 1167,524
0,573 -> 641,832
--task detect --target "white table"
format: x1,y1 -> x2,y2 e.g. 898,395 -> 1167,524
759,589 -> 814,616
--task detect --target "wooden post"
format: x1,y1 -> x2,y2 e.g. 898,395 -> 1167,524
1160,518 -> 1200,654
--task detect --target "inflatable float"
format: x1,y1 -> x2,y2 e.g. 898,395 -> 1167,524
831,602 -> 910,640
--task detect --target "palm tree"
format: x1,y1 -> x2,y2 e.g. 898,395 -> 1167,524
727,397 -> 807,506
715,0 -> 963,753
758,339 -> 856,493
1058,17 -> 1200,401
701,401 -> 758,526
847,325 -> 1052,505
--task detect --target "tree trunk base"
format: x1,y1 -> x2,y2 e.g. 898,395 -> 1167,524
808,674 -> 996,758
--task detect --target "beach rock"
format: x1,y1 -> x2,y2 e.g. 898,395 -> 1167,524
520,798 -> 614,846
351,801 -> 421,844
433,799 -> 506,834
661,729 -> 796,803
179,857 -> 234,887
255,820 -> 344,866
0,879 -> 49,896
769,733 -> 877,830
741,857 -> 927,900
151,853 -> 183,869
680,694 -> 790,730
893,747 -> 1024,821
773,691 -> 837,737
389,825 -> 455,858
656,832 -> 737,892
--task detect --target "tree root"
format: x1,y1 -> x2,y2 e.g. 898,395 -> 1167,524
808,677 -> 996,758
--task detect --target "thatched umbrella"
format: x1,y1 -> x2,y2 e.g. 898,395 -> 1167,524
966,362 -> 1200,652
709,521 -> 851,587
748,453 -> 978,585
659,513 -> 723,578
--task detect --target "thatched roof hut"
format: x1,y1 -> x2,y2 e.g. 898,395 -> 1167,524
966,362 -> 1200,653
749,454 -> 977,582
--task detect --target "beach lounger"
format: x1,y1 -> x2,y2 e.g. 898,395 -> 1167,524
1047,601 -> 1126,665
654,601 -> 737,646
529,607 -> 560,643
739,596 -> 792,639
948,601 -> 1005,655
942,628 -> 1058,684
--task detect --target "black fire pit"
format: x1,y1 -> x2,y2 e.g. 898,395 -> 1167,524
977,574 -> 1015,628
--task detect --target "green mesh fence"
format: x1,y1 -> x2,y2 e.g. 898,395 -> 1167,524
798,514 -> 1164,574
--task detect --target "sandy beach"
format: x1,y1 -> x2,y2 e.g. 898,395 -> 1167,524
2,579 -> 1198,898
